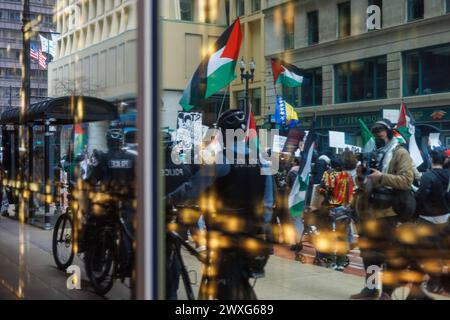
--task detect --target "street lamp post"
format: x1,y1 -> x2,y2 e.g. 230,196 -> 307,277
239,57 -> 256,115
22,0 -> 31,117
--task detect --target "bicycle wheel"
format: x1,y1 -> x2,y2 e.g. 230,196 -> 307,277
52,213 -> 75,270
85,228 -> 116,296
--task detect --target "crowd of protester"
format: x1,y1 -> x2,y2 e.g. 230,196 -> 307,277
265,119 -> 450,300
165,115 -> 450,300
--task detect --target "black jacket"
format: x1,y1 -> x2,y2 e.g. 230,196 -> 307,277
415,168 -> 450,217
312,159 -> 329,185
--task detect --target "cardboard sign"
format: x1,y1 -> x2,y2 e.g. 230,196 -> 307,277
176,112 -> 203,150
429,133 -> 441,148
383,109 -> 400,124
329,131 -> 346,148
272,135 -> 288,153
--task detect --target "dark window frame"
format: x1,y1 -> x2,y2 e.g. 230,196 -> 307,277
283,18 -> 295,50
236,0 -> 245,17
179,0 -> 194,21
334,56 -> 387,104
282,68 -> 323,107
338,1 -> 351,38
307,10 -> 319,45
407,0 -> 424,22
403,43 -> 450,97
251,0 -> 261,13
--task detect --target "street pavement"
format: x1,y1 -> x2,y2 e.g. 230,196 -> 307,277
0,216 -> 448,300
0,216 -> 131,300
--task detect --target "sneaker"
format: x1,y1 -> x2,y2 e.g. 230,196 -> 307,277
336,265 -> 345,272
350,287 -> 380,300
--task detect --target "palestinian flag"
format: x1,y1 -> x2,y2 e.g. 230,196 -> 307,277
271,58 -> 306,88
358,118 -> 375,152
396,102 -> 423,167
180,19 -> 243,111
246,111 -> 257,141
289,121 -> 316,218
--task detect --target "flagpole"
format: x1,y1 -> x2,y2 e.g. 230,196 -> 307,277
216,85 -> 229,123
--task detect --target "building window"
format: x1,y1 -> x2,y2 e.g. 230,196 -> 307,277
404,44 -> 450,96
284,17 -> 295,50
251,88 -> 262,116
251,0 -> 261,13
283,68 -> 323,107
307,11 -> 319,45
236,89 -> 261,116
335,56 -> 387,103
180,0 -> 193,21
236,0 -> 245,17
407,0 -> 424,21
447,0 -> 450,13
338,2 -> 351,38
236,90 -> 245,109
368,0 -> 382,29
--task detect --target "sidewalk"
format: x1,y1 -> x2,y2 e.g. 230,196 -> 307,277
0,216 -> 130,300
180,247 -> 364,300
180,244 -> 450,300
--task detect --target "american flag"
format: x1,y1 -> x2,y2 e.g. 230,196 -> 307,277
30,43 -> 47,70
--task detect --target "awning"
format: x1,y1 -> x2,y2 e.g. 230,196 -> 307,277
0,96 -> 118,125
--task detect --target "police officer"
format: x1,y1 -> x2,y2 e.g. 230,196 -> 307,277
166,109 -> 269,300
163,130 -> 195,300
89,129 -> 136,272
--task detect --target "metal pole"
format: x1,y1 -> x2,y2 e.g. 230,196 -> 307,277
18,0 -> 31,222
22,0 -> 31,115
44,120 -> 50,230
245,72 -> 249,115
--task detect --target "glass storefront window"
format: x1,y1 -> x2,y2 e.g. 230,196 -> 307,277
335,56 -> 387,103
404,44 -> 450,96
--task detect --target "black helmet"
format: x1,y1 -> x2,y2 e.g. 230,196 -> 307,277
106,129 -> 124,149
217,109 -> 247,132
371,119 -> 394,139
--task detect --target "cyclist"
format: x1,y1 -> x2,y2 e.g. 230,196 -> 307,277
166,109 -> 269,300
88,128 -> 137,273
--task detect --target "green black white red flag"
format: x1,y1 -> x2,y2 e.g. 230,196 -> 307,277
289,121 -> 316,218
396,102 -> 423,167
179,19 -> 243,111
271,58 -> 306,88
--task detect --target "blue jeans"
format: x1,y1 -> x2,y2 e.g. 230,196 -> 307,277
263,206 -> 274,243
291,216 -> 304,243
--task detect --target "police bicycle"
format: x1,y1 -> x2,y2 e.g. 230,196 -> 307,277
52,152 -> 100,270
83,194 -> 135,295
167,205 -> 268,300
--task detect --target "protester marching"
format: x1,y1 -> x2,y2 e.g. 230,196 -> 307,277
163,16 -> 450,301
